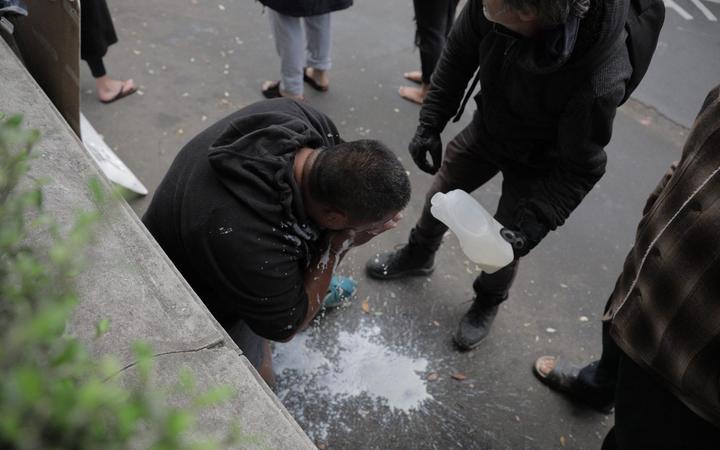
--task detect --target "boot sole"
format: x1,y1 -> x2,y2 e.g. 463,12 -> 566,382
365,266 -> 435,280
452,333 -> 487,351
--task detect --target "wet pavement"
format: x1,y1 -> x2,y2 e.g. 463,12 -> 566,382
80,0 -> 713,448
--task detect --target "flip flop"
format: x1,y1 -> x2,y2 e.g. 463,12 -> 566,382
100,80 -> 137,104
533,356 -> 582,391
403,71 -> 423,85
533,356 -> 615,413
261,80 -> 282,99
303,68 -> 329,92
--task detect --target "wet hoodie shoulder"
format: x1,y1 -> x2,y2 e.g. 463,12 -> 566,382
206,98 -> 341,247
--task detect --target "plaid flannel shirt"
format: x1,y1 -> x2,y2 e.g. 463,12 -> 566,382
603,86 -> 720,426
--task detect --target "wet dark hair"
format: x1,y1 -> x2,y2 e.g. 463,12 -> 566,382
307,139 -> 411,224
504,0 -> 590,26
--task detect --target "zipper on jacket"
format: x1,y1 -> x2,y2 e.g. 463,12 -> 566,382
452,36 -> 517,123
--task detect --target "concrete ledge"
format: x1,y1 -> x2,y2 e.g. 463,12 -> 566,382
0,38 -> 314,449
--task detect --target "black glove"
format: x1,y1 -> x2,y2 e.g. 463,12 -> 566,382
408,125 -> 442,174
501,209 -> 548,258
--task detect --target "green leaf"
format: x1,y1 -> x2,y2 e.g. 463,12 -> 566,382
15,367 -> 43,402
193,385 -> 235,408
132,341 -> 154,380
87,177 -> 105,205
95,319 -> 110,338
165,409 -> 193,436
51,339 -> 85,367
178,368 -> 195,393
117,403 -> 143,438
5,114 -> 22,127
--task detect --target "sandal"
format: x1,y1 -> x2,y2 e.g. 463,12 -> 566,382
100,79 -> 137,104
534,356 -> 583,391
261,80 -> 282,99
533,356 -> 615,413
303,68 -> 329,92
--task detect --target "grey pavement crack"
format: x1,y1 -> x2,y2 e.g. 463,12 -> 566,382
106,338 -> 227,380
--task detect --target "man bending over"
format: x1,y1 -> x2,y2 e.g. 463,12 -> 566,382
143,98 -> 411,384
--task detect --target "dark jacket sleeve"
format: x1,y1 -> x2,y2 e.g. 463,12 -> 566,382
521,82 -> 625,235
418,0 -> 484,132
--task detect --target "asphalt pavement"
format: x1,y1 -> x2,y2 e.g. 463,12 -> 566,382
80,0 -> 714,448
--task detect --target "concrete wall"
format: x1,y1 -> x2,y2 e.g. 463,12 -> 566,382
0,38 -> 314,450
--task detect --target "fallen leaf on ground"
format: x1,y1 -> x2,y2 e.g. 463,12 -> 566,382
361,297 -> 370,313
426,372 -> 439,381
451,372 -> 467,381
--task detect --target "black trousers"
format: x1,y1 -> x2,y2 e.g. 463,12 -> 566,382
602,350 -> 720,449
227,320 -> 265,370
408,121 -> 523,306
577,313 -> 720,449
413,0 -> 459,84
85,56 -> 107,78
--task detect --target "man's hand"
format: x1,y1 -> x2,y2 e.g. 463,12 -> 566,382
350,212 -> 403,247
409,125 -> 442,174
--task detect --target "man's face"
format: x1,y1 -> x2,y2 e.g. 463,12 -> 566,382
350,211 -> 402,235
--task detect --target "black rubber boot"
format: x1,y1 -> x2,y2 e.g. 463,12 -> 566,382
365,243 -> 435,280
453,301 -> 499,350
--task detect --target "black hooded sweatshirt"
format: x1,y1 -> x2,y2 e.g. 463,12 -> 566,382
142,99 -> 341,341
421,0 -> 632,236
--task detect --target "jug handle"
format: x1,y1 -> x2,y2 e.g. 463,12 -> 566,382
500,228 -> 525,251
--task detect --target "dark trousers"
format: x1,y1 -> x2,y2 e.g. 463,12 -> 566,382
227,320 -> 265,370
413,0 -> 459,84
409,122 -> 522,306
602,350 -> 720,449
579,314 -> 720,449
85,56 -> 107,78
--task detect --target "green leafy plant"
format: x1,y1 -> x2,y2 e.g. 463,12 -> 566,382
0,115 -> 256,450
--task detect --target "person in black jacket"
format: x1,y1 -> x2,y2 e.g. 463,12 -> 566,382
367,0 -> 635,350
259,0 -> 353,99
143,99 -> 410,385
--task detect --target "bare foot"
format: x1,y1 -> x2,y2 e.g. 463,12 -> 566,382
261,80 -> 304,101
403,70 -> 423,84
398,83 -> 429,105
95,76 -> 137,103
304,67 -> 329,91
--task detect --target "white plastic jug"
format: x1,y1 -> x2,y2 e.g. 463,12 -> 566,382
430,190 -> 513,274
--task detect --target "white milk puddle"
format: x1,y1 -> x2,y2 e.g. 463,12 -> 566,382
273,324 -> 432,414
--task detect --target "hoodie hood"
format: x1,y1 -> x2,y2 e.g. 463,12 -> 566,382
512,0 -> 629,74
206,99 -> 341,238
